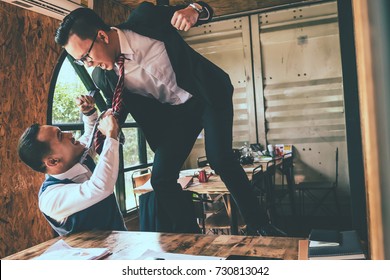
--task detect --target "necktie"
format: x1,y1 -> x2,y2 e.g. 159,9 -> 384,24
94,55 -> 126,154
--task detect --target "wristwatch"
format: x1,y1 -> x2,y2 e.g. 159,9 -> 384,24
189,3 -> 204,14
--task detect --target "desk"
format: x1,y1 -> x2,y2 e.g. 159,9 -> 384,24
187,175 -> 238,234
187,160 -> 284,235
133,161 -> 284,235
3,230 -> 302,260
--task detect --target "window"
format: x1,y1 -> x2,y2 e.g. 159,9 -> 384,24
48,51 -> 153,213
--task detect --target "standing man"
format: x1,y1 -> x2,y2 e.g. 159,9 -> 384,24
18,96 -> 127,236
55,1 -> 286,236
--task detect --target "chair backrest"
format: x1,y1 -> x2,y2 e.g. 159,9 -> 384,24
131,168 -> 152,189
280,152 -> 294,186
334,148 -> 339,188
197,156 -> 209,168
281,152 -> 293,173
187,191 -> 215,234
265,160 -> 277,186
251,165 -> 266,194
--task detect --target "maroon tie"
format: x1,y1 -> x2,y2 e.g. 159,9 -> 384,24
94,54 -> 126,154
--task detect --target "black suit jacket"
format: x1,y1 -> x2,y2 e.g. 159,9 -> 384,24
117,1 -> 234,107
93,2 -> 233,151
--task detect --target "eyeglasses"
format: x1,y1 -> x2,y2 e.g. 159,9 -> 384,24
73,32 -> 98,66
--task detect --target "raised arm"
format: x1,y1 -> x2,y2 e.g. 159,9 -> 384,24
39,114 -> 120,222
125,1 -> 214,31
171,2 -> 213,31
75,94 -> 97,146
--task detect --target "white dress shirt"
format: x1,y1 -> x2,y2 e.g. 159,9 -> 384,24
113,27 -> 193,105
38,112 -> 120,223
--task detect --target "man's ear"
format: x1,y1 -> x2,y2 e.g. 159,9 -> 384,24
44,156 -> 60,168
98,30 -> 109,44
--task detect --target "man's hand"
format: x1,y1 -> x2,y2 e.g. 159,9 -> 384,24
171,6 -> 199,31
76,95 -> 95,114
98,113 -> 120,140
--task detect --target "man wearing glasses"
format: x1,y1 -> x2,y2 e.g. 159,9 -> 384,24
55,1 -> 286,236
73,32 -> 98,66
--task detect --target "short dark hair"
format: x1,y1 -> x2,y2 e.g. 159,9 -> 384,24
18,124 -> 50,173
55,8 -> 111,46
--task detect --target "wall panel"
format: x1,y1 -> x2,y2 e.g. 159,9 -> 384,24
252,1 -> 351,205
0,1 -> 61,258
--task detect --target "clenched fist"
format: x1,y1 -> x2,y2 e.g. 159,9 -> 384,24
171,6 -> 199,31
76,95 -> 95,114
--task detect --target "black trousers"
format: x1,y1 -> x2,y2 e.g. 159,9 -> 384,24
150,95 -> 269,233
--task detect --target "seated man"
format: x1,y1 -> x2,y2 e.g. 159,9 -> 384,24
17,95 -> 127,236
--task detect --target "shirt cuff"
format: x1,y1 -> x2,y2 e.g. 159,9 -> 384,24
83,107 -> 97,116
82,110 -> 98,126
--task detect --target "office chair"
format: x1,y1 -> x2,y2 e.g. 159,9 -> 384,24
274,153 -> 296,216
197,156 -> 209,168
250,161 -> 277,223
131,167 -> 152,209
252,154 -> 296,225
195,156 -> 245,234
192,193 -> 237,235
264,160 -> 278,223
191,192 -> 244,234
251,165 -> 266,204
296,148 -> 341,216
204,207 -> 245,235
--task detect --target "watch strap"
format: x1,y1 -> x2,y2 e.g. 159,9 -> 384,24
189,3 -> 203,14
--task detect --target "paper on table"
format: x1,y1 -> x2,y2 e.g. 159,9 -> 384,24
135,249 -> 225,260
180,169 -> 201,177
308,229 -> 340,248
34,240 -> 111,260
243,166 -> 256,173
258,156 -> 273,162
309,240 -> 340,247
308,230 -> 365,260
177,176 -> 194,189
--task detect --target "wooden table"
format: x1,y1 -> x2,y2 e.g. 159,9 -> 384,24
187,174 -> 240,235
186,161 -> 283,235
187,161 -> 281,194
133,160 -> 285,235
2,230 -> 302,260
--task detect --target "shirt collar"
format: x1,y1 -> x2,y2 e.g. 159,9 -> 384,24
50,163 -> 89,181
112,27 -> 134,58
